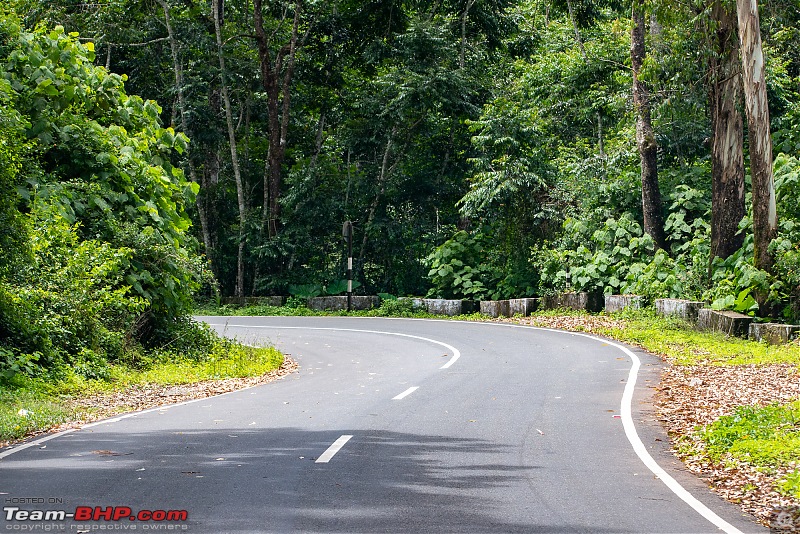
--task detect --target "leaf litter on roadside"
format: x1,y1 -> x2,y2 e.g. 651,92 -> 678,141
657,364 -> 800,528
0,358 -> 299,449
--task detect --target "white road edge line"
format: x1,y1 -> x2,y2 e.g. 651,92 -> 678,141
612,337 -> 744,534
213,325 -> 461,369
0,429 -> 78,460
316,435 -> 353,463
470,321 -> 745,534
0,316 -> 746,534
203,318 -> 746,532
392,386 -> 419,400
0,344 -> 272,461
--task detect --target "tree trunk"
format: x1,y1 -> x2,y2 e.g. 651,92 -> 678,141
359,129 -> 397,261
737,0 -> 777,273
565,0 -> 587,59
709,0 -> 745,263
253,0 -> 302,238
459,0 -> 476,69
631,0 -> 667,250
597,111 -> 604,157
213,0 -> 247,297
158,0 -> 215,271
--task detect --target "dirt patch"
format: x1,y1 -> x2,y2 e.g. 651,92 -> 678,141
500,313 -> 627,332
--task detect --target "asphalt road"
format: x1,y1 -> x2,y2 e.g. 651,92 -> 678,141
1,316 -> 767,533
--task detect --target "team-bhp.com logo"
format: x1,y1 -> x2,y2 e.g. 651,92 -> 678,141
4,506 -> 188,530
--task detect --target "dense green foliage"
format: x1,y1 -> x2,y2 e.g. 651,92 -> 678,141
4,0 -> 800,383
0,11 -> 215,382
8,0 -> 799,323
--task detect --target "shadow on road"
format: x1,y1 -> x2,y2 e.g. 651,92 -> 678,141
3,426 -> 621,533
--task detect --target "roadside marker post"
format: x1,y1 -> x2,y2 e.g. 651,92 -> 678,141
342,221 -> 353,312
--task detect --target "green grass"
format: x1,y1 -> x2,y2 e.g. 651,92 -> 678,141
701,402 -> 800,464
512,307 -> 800,366
0,385 -> 77,442
0,341 -> 283,444
598,311 -> 800,366
700,402 -> 800,497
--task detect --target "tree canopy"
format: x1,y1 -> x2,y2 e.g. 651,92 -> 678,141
3,0 -> 800,379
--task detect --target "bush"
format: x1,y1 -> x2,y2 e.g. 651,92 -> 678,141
425,231 -> 498,300
539,214 -> 658,295
376,297 -> 418,316
0,210 -> 146,378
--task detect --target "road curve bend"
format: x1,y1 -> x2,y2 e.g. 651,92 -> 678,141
0,316 -> 765,533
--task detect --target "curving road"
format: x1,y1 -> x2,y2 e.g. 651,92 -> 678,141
1,316 -> 766,533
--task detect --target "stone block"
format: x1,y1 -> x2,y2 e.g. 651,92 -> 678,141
604,294 -> 643,313
509,298 -> 539,317
480,300 -> 511,318
308,296 -> 380,311
408,299 -> 477,316
655,299 -> 705,322
697,308 -> 752,337
748,323 -> 800,345
541,292 -> 603,313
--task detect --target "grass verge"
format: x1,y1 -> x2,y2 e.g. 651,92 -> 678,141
505,307 -> 800,366
0,335 -> 283,445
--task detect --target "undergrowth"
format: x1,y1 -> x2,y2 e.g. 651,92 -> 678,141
0,320 -> 283,444
700,402 -> 800,498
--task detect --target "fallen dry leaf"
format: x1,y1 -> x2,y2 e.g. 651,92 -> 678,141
656,364 -> 800,529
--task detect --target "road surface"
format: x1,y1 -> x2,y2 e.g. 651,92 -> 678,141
1,316 -> 766,533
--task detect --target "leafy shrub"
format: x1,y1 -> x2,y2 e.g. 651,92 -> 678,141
140,315 -> 218,361
538,184 -> 713,302
425,231 -> 498,300
0,210 -> 146,378
1,21 -> 203,340
284,296 -> 308,309
376,297 -> 417,316
288,284 -> 322,299
540,214 -> 657,295
773,154 -> 800,321
324,279 -> 362,296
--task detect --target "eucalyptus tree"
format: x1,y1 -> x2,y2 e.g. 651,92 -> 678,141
737,0 -> 777,273
708,0 -> 746,263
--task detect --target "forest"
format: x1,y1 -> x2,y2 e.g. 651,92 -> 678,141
1,0 -> 800,377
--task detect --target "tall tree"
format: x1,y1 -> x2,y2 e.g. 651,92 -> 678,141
737,0 -> 777,272
157,0 -> 214,266
631,0 -> 666,250
212,0 -> 247,297
709,0 -> 745,262
252,0 -> 303,238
